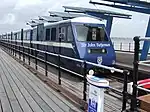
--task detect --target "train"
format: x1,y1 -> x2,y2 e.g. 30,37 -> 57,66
0,16 -> 116,74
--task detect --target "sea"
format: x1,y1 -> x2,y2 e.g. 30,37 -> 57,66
111,37 -> 150,53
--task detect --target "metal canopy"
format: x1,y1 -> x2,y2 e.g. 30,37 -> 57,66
26,21 -> 39,27
90,0 -> 150,61
90,0 -> 150,14
90,0 -> 150,8
39,16 -> 63,22
26,19 -> 44,27
63,6 -> 131,19
48,11 -> 101,20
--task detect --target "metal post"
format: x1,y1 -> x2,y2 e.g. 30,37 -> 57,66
130,36 -> 140,111
19,45 -> 21,59
83,61 -> 87,101
28,47 -> 30,65
129,43 -> 131,52
15,40 -> 16,57
58,37 -> 61,85
45,45 -> 48,76
35,46 -> 38,70
120,42 -> 122,51
21,29 -> 25,62
122,70 -> 129,111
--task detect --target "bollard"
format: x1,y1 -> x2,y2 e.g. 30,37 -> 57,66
87,75 -> 109,112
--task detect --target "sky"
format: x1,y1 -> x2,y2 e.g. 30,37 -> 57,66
0,0 -> 149,38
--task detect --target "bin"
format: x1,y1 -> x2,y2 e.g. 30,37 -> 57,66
87,75 -> 109,112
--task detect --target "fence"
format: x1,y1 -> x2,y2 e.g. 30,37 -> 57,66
1,37 -> 149,111
130,36 -> 150,111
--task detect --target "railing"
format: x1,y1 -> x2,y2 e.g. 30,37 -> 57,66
130,36 -> 150,111
0,39 -> 130,111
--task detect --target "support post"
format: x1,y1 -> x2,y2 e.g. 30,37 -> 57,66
83,61 -> 87,101
21,29 -> 25,62
58,37 -> 61,85
130,36 -> 140,111
35,45 -> 38,70
122,70 -> 129,111
28,47 -> 30,65
140,17 -> 150,60
129,43 -> 131,52
45,45 -> 48,76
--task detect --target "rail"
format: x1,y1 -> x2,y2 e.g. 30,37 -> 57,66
130,36 -> 150,111
0,39 -> 129,111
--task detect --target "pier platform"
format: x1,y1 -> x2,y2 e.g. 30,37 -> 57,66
0,48 -> 81,112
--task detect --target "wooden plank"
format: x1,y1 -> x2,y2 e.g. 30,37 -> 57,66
1,48 -> 81,112
1,57 -> 43,112
2,52 -> 69,112
138,94 -> 150,112
15,60 -> 82,112
10,66 -> 64,112
0,65 -> 13,112
9,56 -> 82,112
0,99 -> 2,112
0,59 -> 33,112
0,62 -> 23,112
11,67 -> 53,112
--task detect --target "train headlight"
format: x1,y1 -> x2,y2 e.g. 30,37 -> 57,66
112,60 -> 116,65
88,49 -> 91,53
102,49 -> 105,53
88,69 -> 94,76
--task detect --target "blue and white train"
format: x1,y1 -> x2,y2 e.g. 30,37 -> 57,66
0,16 -> 116,74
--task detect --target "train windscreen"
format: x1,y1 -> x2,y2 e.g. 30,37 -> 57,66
76,25 -> 108,41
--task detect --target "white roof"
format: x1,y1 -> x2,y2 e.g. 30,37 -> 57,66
44,16 -> 105,26
71,16 -> 105,24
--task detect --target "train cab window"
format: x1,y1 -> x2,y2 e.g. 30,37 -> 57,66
67,26 -> 73,41
51,28 -> 56,41
46,29 -> 50,41
76,25 -> 108,41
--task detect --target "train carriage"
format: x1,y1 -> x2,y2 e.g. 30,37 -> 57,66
1,16 -> 116,74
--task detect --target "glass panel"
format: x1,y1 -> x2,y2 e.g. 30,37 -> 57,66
26,31 -> 30,40
51,28 -> 56,41
32,29 -> 37,41
76,25 -> 108,42
59,27 -> 66,41
46,29 -> 50,41
67,26 -> 73,41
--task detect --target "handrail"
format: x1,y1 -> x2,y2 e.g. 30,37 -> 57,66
0,39 -> 129,109
139,37 -> 150,41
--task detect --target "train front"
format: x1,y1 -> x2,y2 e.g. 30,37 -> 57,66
72,17 -> 116,68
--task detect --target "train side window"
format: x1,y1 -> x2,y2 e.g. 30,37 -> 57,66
59,27 -> 66,41
32,29 -> 37,41
51,28 -> 56,41
14,33 -> 17,40
67,26 -> 73,41
23,32 -> 27,40
26,31 -> 30,40
46,28 -> 50,41
18,32 -> 21,40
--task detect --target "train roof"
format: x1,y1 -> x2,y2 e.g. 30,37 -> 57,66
44,16 -> 105,27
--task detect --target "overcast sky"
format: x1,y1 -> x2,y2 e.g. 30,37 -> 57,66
0,0 -> 149,38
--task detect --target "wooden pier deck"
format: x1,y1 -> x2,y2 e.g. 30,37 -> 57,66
0,48 -> 82,112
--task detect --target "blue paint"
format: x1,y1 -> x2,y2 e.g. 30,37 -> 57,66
88,99 -> 98,112
106,17 -> 113,36
140,17 -> 150,60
